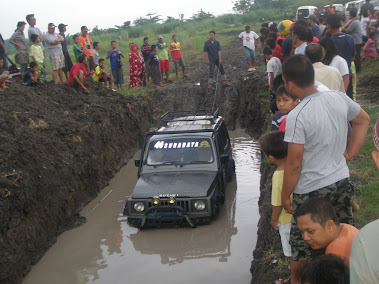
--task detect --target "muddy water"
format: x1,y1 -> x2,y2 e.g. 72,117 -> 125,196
23,129 -> 261,284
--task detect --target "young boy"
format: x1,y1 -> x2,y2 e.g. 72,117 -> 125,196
73,35 -> 84,63
170,35 -> 188,79
23,61 -> 40,86
93,58 -> 113,88
106,41 -> 124,90
92,42 -> 100,67
263,47 -> 282,92
271,85 -> 299,132
29,34 -> 44,82
148,44 -> 163,88
0,57 -> 10,90
259,131 -> 293,277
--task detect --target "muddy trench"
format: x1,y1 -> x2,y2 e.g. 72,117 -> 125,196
0,37 -> 276,284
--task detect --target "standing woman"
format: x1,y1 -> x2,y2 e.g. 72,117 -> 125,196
9,21 -> 29,78
129,43 -> 146,88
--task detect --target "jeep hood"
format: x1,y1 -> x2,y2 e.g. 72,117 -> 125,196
131,172 -> 218,199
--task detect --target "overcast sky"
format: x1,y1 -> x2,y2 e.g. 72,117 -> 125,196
1,0 -> 235,39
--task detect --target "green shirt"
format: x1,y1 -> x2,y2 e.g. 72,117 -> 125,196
73,44 -> 83,59
30,44 -> 44,63
156,42 -> 169,60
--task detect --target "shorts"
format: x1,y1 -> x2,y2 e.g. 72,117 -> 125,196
111,67 -> 124,84
279,222 -> 292,257
151,65 -> 162,85
173,57 -> 184,69
99,75 -> 112,82
243,46 -> 256,61
49,53 -> 65,70
20,63 -> 28,73
290,178 -> 354,261
160,60 -> 169,71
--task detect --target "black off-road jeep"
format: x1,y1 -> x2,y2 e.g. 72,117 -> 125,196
123,109 -> 235,228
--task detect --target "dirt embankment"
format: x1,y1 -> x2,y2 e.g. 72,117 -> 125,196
1,35 -> 272,284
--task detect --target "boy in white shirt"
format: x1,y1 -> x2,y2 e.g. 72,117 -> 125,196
238,26 -> 259,72
263,47 -> 282,92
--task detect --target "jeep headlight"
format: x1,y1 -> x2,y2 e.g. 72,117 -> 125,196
194,200 -> 206,211
134,202 -> 145,212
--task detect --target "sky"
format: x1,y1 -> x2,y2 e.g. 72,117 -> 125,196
1,0 -> 235,39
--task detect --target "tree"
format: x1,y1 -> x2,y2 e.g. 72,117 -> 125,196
134,13 -> 162,26
165,16 -> 176,23
232,0 -> 253,14
191,9 -> 214,21
114,21 -> 131,30
91,25 -> 103,35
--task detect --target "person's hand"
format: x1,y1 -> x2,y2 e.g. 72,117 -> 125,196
282,196 -> 293,214
89,70 -> 95,75
271,219 -> 279,231
4,50 -> 7,56
219,60 -> 222,64
15,44 -> 21,50
206,61 -> 210,66
344,151 -> 353,161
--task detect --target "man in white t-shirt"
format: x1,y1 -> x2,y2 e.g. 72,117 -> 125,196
263,47 -> 281,92
238,26 -> 259,72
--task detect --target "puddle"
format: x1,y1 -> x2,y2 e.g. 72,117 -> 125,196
23,129 -> 261,284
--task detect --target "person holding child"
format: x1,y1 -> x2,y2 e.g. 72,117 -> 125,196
259,131 -> 294,284
128,44 -> 146,88
9,21 -> 29,79
29,34 -> 44,82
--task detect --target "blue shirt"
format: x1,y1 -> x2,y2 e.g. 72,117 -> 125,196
271,111 -> 287,131
204,40 -> 221,62
106,49 -> 123,70
148,52 -> 160,67
311,24 -> 321,38
330,33 -> 355,68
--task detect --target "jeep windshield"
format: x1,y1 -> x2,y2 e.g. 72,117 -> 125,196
146,138 -> 214,166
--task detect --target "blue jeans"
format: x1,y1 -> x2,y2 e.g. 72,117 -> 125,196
243,46 -> 256,61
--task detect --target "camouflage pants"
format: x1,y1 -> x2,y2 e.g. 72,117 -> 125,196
290,178 -> 354,261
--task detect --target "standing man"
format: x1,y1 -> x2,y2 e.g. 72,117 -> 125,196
346,8 -> 362,73
292,25 -> 308,55
44,23 -> 65,84
327,14 -> 356,99
359,0 -> 374,19
280,55 -> 370,283
238,25 -> 259,72
307,15 -> 321,38
26,14 -> 45,81
156,35 -> 170,81
58,23 -> 73,80
78,26 -> 95,72
0,33 -> 8,70
141,37 -> 152,83
204,31 -> 231,91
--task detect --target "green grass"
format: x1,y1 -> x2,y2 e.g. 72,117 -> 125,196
349,59 -> 379,229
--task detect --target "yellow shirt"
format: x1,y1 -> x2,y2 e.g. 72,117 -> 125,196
93,65 -> 104,82
271,170 -> 293,224
30,44 -> 44,63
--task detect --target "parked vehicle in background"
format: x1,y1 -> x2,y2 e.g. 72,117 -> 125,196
296,6 -> 318,21
322,4 -> 346,21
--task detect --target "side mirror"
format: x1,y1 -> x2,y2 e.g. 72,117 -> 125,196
134,159 -> 141,167
220,155 -> 229,164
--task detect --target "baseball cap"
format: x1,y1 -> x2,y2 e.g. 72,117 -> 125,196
81,26 -> 89,31
158,35 -> 163,39
48,23 -> 56,28
58,23 -> 68,30
374,118 -> 379,151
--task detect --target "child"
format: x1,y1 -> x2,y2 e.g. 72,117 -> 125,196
92,42 -> 100,67
29,34 -> 44,82
170,35 -> 188,79
258,131 -> 293,283
362,32 -> 377,60
93,58 -> 113,88
148,44 -> 163,88
275,85 -> 299,132
263,47 -> 282,92
73,35 -> 84,63
23,61 -> 40,86
0,58 -> 10,90
106,41 -> 124,90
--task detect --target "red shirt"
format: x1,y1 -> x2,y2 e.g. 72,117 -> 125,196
67,62 -> 87,87
279,117 -> 286,132
312,37 -> 319,43
170,42 -> 182,60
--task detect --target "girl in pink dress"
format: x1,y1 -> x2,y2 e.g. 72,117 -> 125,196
363,32 -> 378,60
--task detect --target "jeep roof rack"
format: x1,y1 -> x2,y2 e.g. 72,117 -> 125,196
160,109 -> 219,126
